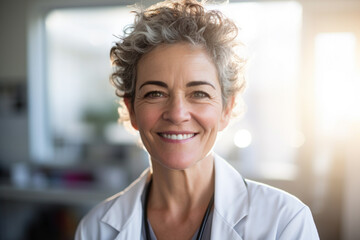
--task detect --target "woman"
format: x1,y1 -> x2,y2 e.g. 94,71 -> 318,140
76,0 -> 319,239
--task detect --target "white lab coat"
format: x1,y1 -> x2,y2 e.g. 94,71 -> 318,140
75,154 -> 319,239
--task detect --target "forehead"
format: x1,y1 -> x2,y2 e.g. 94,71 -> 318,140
136,43 -> 219,87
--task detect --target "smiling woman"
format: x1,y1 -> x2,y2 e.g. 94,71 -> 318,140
75,1 -> 319,239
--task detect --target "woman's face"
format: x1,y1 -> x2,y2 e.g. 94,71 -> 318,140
126,43 -> 233,170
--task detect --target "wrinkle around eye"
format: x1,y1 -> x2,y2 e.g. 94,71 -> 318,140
188,90 -> 219,102
144,91 -> 166,99
135,93 -> 167,106
191,91 -> 211,99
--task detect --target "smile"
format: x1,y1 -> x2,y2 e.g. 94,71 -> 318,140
159,133 -> 195,140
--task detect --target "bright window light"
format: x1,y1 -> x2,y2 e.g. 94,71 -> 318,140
46,7 -> 135,162
315,33 -> 358,137
214,1 -> 302,179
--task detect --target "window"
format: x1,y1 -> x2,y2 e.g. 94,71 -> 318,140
45,7 -> 136,163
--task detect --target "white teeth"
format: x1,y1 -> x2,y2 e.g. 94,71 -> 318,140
161,133 -> 195,140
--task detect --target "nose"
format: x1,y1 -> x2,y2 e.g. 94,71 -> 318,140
162,95 -> 191,124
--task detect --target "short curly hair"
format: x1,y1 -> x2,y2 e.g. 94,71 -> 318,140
110,0 -> 246,121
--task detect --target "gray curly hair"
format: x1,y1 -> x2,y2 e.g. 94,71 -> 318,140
110,0 -> 246,121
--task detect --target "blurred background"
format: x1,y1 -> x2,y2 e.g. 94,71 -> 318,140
0,0 -> 359,239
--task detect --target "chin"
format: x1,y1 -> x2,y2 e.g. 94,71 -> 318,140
152,155 -> 200,171
152,153 -> 212,171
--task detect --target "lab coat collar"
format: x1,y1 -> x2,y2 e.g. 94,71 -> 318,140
101,168 -> 150,238
212,154 -> 249,239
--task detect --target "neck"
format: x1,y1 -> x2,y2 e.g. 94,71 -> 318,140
149,154 -> 215,213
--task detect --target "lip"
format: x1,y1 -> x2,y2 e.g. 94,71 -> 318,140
157,131 -> 198,143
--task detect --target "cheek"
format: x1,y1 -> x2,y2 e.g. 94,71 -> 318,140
195,104 -> 223,130
134,105 -> 161,129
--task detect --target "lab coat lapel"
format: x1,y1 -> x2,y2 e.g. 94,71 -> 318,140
113,222 -> 141,240
211,154 -> 249,240
101,169 -> 150,240
211,211 -> 244,240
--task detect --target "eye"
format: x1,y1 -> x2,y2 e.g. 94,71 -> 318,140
192,91 -> 210,99
144,91 -> 166,98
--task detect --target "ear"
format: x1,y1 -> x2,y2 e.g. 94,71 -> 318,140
124,97 -> 138,130
219,96 -> 235,131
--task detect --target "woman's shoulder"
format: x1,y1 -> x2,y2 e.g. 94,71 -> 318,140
240,179 -> 319,239
245,179 -> 305,211
78,190 -> 122,228
80,170 -> 148,223
242,179 -> 317,236
75,192 -> 125,240
214,154 -> 306,212
75,169 -> 150,240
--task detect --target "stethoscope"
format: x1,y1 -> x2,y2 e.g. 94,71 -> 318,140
143,178 -> 214,240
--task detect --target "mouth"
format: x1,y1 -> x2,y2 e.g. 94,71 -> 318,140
158,132 -> 197,140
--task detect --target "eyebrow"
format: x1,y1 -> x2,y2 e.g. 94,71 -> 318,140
139,81 -> 168,90
138,80 -> 216,90
186,81 -> 216,89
